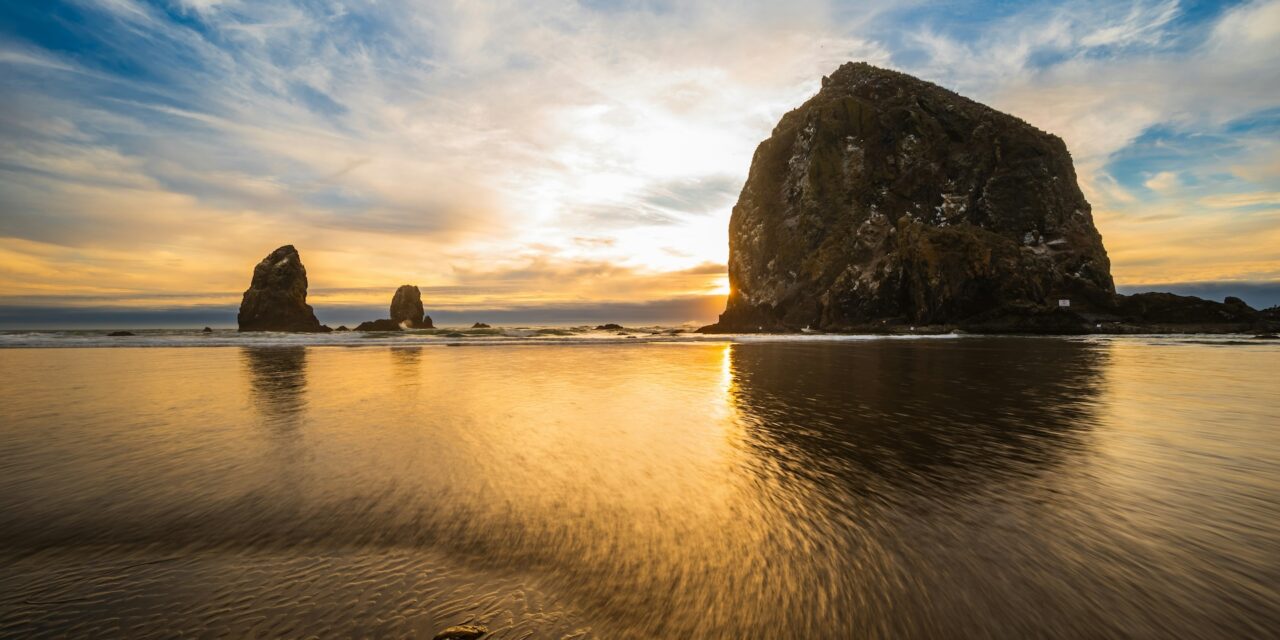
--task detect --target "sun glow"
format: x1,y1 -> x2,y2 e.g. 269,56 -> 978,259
709,275 -> 731,296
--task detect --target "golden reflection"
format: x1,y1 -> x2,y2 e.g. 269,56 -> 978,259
1091,342 -> 1280,524
3,341 -> 1276,637
241,347 -> 309,427
718,342 -> 734,397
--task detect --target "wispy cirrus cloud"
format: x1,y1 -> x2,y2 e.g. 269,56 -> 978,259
1199,191 -> 1280,209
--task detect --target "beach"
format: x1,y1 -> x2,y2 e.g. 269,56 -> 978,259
1,336 -> 1277,638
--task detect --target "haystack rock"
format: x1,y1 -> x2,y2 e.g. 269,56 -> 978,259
702,62 -> 1120,332
237,245 -> 327,332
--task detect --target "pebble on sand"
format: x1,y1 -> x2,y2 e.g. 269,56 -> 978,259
432,624 -> 487,640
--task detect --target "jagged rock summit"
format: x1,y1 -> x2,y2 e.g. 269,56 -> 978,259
238,245 -> 327,332
703,62 -> 1118,332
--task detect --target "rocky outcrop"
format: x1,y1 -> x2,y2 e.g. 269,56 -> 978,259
237,245 -> 328,332
700,62 -> 1271,334
471,322 -> 491,328
355,319 -> 403,331
355,284 -> 434,331
1113,292 -> 1258,325
701,62 -> 1115,331
391,285 -> 427,326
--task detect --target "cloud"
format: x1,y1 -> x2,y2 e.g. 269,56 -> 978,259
1209,0 -> 1280,46
1199,192 -> 1280,209
640,176 -> 741,214
1143,171 -> 1180,193
1077,0 -> 1180,48
0,0 -> 1278,315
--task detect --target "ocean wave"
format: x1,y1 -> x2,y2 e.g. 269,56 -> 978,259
0,328 -> 972,348
5,328 -> 1272,349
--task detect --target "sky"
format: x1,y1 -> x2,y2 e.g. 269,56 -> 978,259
1,0 -> 1278,327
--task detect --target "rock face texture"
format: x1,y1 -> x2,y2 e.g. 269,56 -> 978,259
705,62 -> 1116,332
238,245 -> 327,332
390,285 -> 427,327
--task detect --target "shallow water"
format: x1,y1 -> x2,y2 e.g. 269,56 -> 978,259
0,338 -> 1277,638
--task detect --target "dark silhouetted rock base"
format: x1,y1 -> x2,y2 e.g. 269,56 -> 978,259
355,319 -> 404,331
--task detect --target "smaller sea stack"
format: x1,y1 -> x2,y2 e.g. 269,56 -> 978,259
390,285 -> 428,327
356,285 -> 434,330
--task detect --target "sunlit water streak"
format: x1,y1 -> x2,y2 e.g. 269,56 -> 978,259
0,338 -> 1276,638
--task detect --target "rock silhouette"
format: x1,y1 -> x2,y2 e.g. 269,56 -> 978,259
237,245 -> 327,332
390,285 -> 428,327
1115,293 -> 1258,325
703,62 -> 1111,332
356,284 -> 434,331
702,63 -> 1272,334
355,319 -> 403,331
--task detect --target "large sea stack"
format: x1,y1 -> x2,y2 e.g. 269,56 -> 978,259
237,245 -> 327,332
704,62 -> 1119,332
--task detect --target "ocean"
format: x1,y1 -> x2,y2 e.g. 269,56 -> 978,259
1,332 -> 1277,638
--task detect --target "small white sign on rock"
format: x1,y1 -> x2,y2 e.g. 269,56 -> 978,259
1058,299 -> 1071,307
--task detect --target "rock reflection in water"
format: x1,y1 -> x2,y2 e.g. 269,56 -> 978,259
720,341 -> 1109,637
241,346 -> 308,426
0,340 -> 1275,638
729,339 -> 1104,488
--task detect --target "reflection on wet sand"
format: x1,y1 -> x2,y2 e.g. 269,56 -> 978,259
389,346 -> 422,368
0,340 -> 1275,638
697,340 -> 1110,637
241,347 -> 308,427
728,339 -> 1106,487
